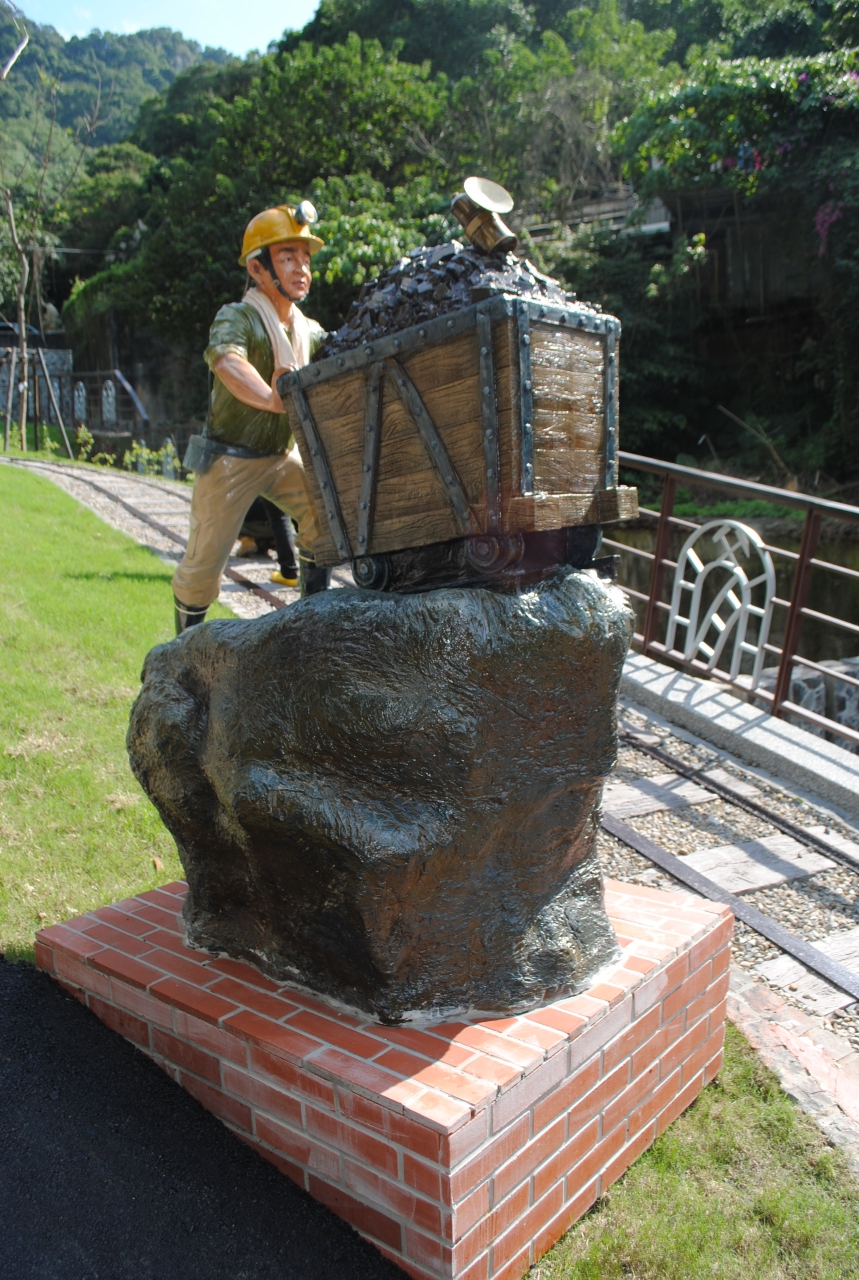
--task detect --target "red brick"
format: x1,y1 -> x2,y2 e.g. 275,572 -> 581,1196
378,1025 -> 475,1068
150,977 -> 237,1024
708,997 -> 729,1033
659,1016 -> 709,1082
492,1244 -> 531,1280
287,1009 -> 389,1060
288,990 -> 364,1027
568,997 -> 633,1071
602,1060 -> 660,1137
141,946 -> 215,987
601,1121 -> 656,1192
134,903 -> 183,931
439,1107 -> 489,1159
37,923 -> 104,961
633,952 -> 688,1017
376,1048 -> 496,1107
491,1049 -> 571,1131
628,1069 -> 680,1136
159,880 -> 188,897
560,993 -> 609,1019
681,1027 -> 724,1088
657,1071 -> 703,1134
140,928 -> 207,960
95,906 -> 157,938
138,887 -> 186,913
450,1181 -> 489,1239
251,1045 -> 336,1107
85,923 -> 153,957
403,1152 -> 446,1205
601,1005 -> 661,1075
685,971 -> 731,1029
527,1007 -> 587,1037
109,979 -> 173,1029
308,1175 -> 403,1252
532,1178 -> 598,1263
404,1225 -> 452,1272
532,1117 -> 600,1202
450,1113 -> 530,1202
704,1047 -> 724,1085
306,1047 -> 422,1110
174,1010 -> 249,1066
89,950 -> 164,991
504,1020 -> 567,1053
34,940 -> 54,973
565,1059 -> 631,1137
88,994 -> 150,1049
630,1013 -> 684,1077
565,1121 -> 626,1201
687,916 -> 733,973
427,1024 -> 543,1071
588,982 -> 626,1005
222,1063 -> 302,1126
151,1027 -> 221,1084
305,1104 -> 399,1178
492,1116 -> 565,1202
343,1158 -> 443,1235
459,1053 -> 521,1091
206,956 -> 282,992
621,953 -> 658,976
711,943 -> 732,977
453,1183 -> 530,1270
224,1009 -> 321,1061
338,1090 -> 442,1163
491,1183 -> 564,1272
254,1113 -> 340,1179
180,1072 -> 252,1133
662,961 -> 712,1025
54,951 -> 111,999
532,1057 -> 600,1135
208,976 -> 297,1022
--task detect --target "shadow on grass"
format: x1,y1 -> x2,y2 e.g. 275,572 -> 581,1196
62,571 -> 173,583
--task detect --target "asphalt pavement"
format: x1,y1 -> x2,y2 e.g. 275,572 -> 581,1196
0,957 -> 404,1280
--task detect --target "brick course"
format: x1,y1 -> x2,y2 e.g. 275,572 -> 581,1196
36,878 -> 731,1280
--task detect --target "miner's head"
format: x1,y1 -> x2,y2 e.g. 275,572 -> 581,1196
239,204 -> 323,303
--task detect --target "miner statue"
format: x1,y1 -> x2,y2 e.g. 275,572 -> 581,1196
172,202 -> 330,634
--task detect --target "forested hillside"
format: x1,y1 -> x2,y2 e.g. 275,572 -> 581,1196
2,0 -> 858,482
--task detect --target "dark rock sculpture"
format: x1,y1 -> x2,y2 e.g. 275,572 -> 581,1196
128,570 -> 632,1023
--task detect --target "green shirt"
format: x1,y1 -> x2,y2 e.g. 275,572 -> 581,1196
203,300 -> 326,455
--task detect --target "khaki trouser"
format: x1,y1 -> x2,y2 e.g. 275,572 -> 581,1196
171,450 -> 322,609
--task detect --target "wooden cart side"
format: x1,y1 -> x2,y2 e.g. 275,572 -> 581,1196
530,324 -> 607,497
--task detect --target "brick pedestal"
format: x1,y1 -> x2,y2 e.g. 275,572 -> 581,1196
36,881 -> 731,1280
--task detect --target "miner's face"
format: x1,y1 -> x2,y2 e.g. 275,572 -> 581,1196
253,240 -> 312,301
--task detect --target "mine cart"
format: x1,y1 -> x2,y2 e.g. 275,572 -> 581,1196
278,292 -> 638,591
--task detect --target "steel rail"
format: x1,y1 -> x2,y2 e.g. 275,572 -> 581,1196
618,727 -> 859,872
5,458 -> 287,611
602,812 -> 859,1002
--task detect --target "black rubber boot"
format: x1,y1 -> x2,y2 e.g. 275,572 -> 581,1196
299,556 -> 331,597
174,596 -> 209,635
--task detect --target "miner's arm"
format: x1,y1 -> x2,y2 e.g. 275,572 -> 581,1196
212,352 -> 290,415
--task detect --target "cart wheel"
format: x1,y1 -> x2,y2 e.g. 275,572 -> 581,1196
466,534 -> 524,573
352,555 -> 391,590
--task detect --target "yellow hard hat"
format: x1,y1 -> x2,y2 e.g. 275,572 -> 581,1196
238,202 -> 324,266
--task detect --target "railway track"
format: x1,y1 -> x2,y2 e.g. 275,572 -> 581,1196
6,454 -> 859,1011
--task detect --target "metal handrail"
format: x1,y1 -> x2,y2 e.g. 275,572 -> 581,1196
617,453 -> 859,749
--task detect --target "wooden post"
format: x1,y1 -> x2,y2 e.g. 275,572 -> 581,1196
643,475 -> 677,653
771,508 -> 821,717
37,348 -> 73,459
4,346 -> 17,451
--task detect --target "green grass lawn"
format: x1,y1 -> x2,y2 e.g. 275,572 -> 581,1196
2,463 -> 859,1278
0,463 -> 230,962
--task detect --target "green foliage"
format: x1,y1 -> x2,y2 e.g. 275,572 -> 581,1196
0,10 -> 231,144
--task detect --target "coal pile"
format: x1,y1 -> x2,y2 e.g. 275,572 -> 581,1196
315,241 -> 587,360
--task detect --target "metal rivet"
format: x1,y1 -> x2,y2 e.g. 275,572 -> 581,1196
522,335 -> 530,345
559,315 -> 567,324
312,448 -> 319,456
487,468 -> 494,478
338,357 -> 345,365
419,329 -> 426,338
321,480 -> 328,489
480,346 -> 488,356
358,534 -> 366,544
394,337 -> 401,347
485,429 -> 493,438
524,380 -> 531,390
366,423 -> 374,432
524,422 -> 532,431
363,463 -> 371,472
361,501 -> 368,509
431,441 -> 438,450
447,320 -> 454,328
608,354 -> 615,365
483,386 -> 490,396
